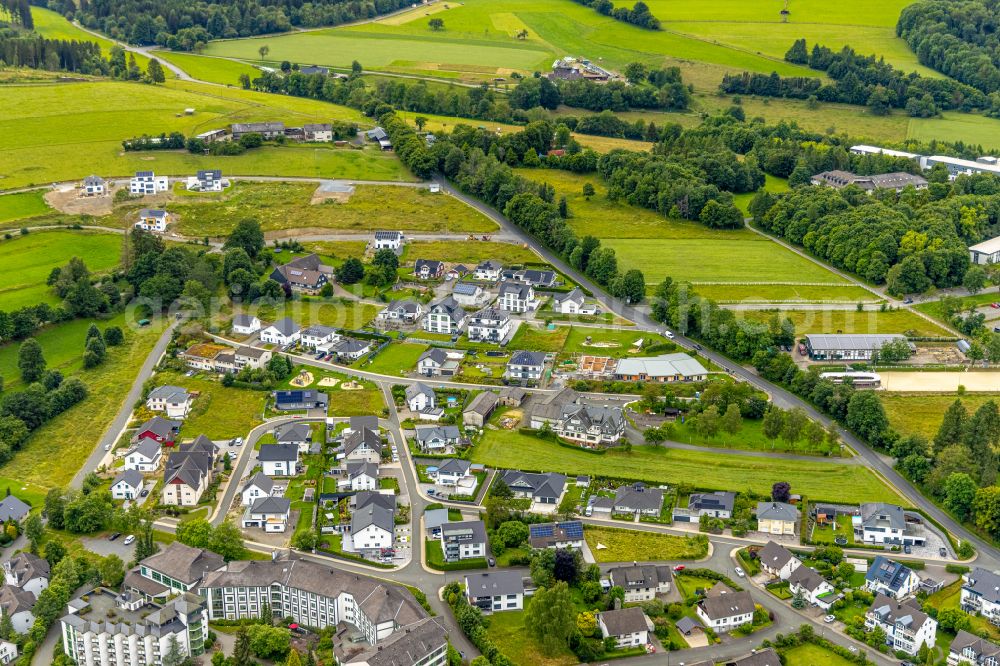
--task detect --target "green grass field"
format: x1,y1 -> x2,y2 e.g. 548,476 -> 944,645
781,642 -> 857,666
156,183 -> 492,236
743,309 -> 951,337
0,191 -> 52,224
254,300 -> 381,331
915,292 -> 1000,324
363,343 -> 428,376
583,525 -> 707,562
154,370 -> 266,438
0,314 -> 166,488
153,52 -> 260,85
31,6 -> 150,66
0,230 -> 122,311
470,430 -> 903,503
402,240 -> 538,265
484,602 -> 577,666
882,393 -> 1000,440
692,284 -> 880,304
0,79 -> 394,189
514,168 -> 850,297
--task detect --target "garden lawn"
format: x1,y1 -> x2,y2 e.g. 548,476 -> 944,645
154,371 -> 266,439
0,230 -> 122,311
675,575 -> 723,601
507,324 -> 569,353
881,393 -> 1000,440
483,602 -> 577,666
0,191 -> 52,223
254,300 -> 380,331
583,526 -> 706,562
810,514 -> 855,545
927,580 -> 1000,642
363,343 -> 428,376
781,642 -> 856,666
327,386 -> 386,416
561,326 -> 668,357
163,183 -> 494,237
0,315 -> 166,488
0,79 -> 392,189
402,240 -> 539,265
470,430 -> 903,503
743,309 -> 951,337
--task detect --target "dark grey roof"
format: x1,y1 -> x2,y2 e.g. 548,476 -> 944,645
470,307 -> 509,324
608,564 -> 673,592
127,438 -> 162,461
441,520 -> 487,543
6,552 -> 49,587
352,502 -> 394,534
963,567 -> 1000,604
242,472 -> 274,495
0,496 -> 30,522
350,415 -> 379,432
787,565 -> 826,592
476,260 -> 502,271
464,571 -> 523,598
436,458 -> 471,475
385,299 -> 421,315
405,382 -> 435,402
689,491 -> 736,513
233,314 -> 257,327
231,121 -> 284,133
452,281 -> 480,296
140,542 -> 224,585
423,508 -> 449,531
138,208 -> 167,219
267,317 -> 299,336
419,348 -> 450,365
414,259 -> 442,273
197,169 -> 222,179
341,617 -> 447,666
249,496 -> 290,515
614,484 -> 663,513
859,502 -> 906,530
112,469 -> 144,490
137,416 -> 180,439
499,470 -> 566,500
555,287 -> 585,305
301,325 -> 337,338
868,593 -> 930,630
275,422 -> 311,443
162,446 -> 212,490
757,541 -> 795,571
334,337 -> 370,354
258,443 -> 299,462
147,385 -> 190,402
675,616 -> 701,634
344,427 -> 382,456
428,296 -> 466,320
756,501 -> 798,522
698,583 -> 754,620
346,461 -> 379,480
464,391 -> 498,417
236,345 -> 267,359
355,491 -> 396,513
509,350 -> 546,367
83,175 -> 104,185
414,424 -> 460,443
728,648 -> 781,666
373,229 -> 400,239
866,556 -> 913,593
499,281 -> 532,298
950,629 -> 1000,661
599,607 -> 648,636
562,403 -> 625,436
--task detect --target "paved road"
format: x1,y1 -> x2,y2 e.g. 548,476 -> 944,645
70,321 -> 176,488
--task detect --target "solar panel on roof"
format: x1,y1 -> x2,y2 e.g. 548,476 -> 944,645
560,522 -> 583,538
530,524 -> 555,538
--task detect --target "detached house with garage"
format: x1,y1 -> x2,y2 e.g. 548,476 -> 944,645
300,325 -> 339,350
553,288 -> 586,314
258,443 -> 299,477
497,282 -> 536,312
417,348 -> 464,377
146,385 -> 193,419
123,439 -> 162,472
241,473 -> 275,506
235,346 -> 270,370
696,583 -> 755,634
467,307 -> 511,344
502,268 -> 557,288
464,571 -> 524,613
270,254 -> 333,294
260,318 -> 301,346
342,428 -> 383,463
378,300 -> 422,324
414,425 -> 461,453
273,389 -> 328,411
855,503 -> 926,547
194,169 -> 224,192
498,470 -> 566,505
424,297 -> 467,335
274,422 -> 313,454
406,382 -> 436,412
133,416 -> 180,446
242,497 -> 291,533
441,520 -> 488,562
451,281 -> 485,307
612,483 -> 664,518
787,564 -> 837,607
554,403 -> 626,446
432,458 -> 472,486
757,541 -> 801,580
677,491 -> 737,521
349,502 -> 394,555
598,607 -> 651,648
343,461 -> 379,491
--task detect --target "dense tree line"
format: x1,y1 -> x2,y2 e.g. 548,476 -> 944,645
509,68 -> 690,113
897,0 -> 1000,98
569,0 -> 660,30
0,0 -> 32,28
0,30 -> 157,80
720,39 -> 988,116
41,0 -> 414,48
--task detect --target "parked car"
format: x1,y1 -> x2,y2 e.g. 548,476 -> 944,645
824,615 -> 835,623
104,443 -> 112,451
108,532 -> 121,541
991,303 -> 1000,309
693,343 -> 703,351
140,489 -> 149,497
315,352 -> 325,360
488,557 -> 496,567
235,437 -> 243,446
123,535 -> 135,545
903,544 -> 912,554
734,567 -> 745,577
663,329 -> 675,339
939,547 -> 947,557
903,297 -> 913,304
673,565 -> 685,572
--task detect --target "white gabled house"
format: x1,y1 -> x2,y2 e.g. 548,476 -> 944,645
756,541 -> 801,580
598,607 -> 651,649
258,444 -> 300,477
110,470 -> 144,501
865,594 -> 936,656
405,383 -> 436,412
695,583 -> 755,634
300,325 -> 339,349
960,567 -> 1000,624
866,556 -> 920,600
349,501 -> 394,554
3,552 -> 49,599
474,260 -> 503,282
82,175 -> 105,196
466,308 -> 511,344
424,297 -> 466,335
343,462 -> 379,491
417,348 -> 464,377
497,281 -> 536,313
553,288 -> 585,314
342,428 -> 383,463
786,565 -> 836,607
242,497 -> 290,533
260,318 -> 301,346
123,439 -> 162,472
232,314 -> 261,335
373,231 -> 404,251
241,472 -> 275,506
146,385 -> 193,419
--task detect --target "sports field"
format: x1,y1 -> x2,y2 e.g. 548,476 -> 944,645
514,168 -> 852,299
0,79 -> 397,189
0,230 -> 122,311
146,182 -> 495,236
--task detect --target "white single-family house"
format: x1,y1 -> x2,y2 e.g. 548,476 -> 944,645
406,383 -> 436,412
232,314 -> 261,335
129,171 -> 169,195
135,208 -> 169,232
146,385 -> 193,419
260,318 -> 301,346
598,608 -> 650,648
110,470 -> 144,501
258,444 -> 299,477
241,472 -> 275,506
123,439 -> 162,472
